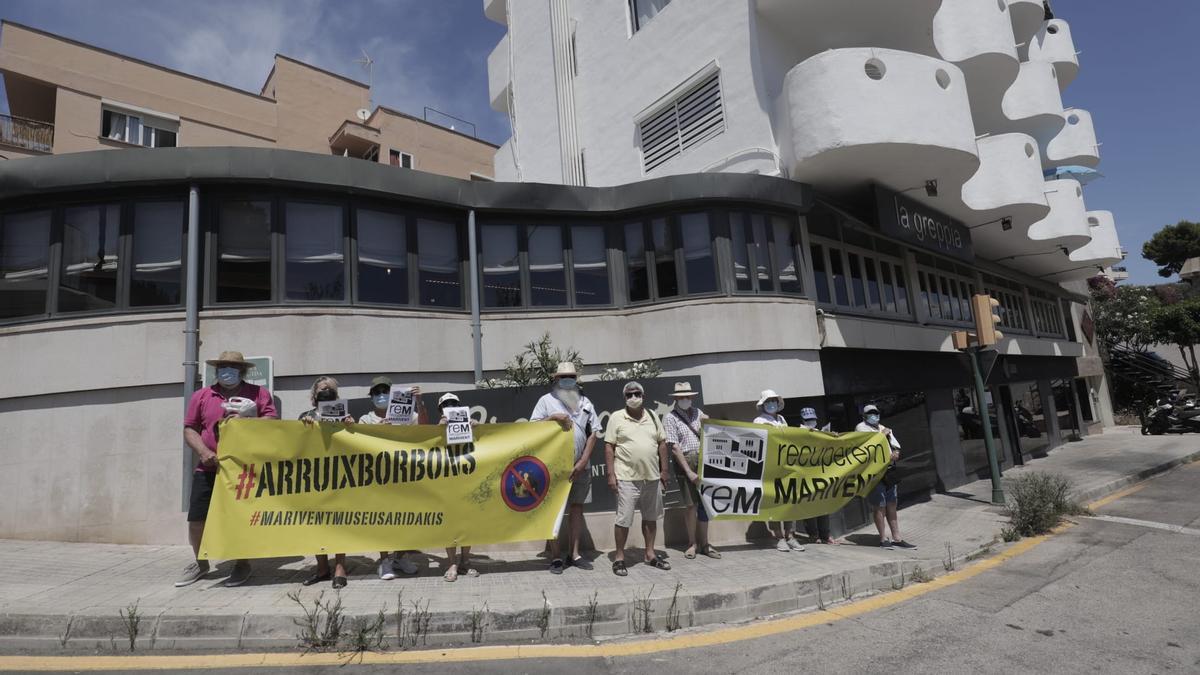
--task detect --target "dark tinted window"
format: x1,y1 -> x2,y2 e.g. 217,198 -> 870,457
130,201 -> 184,306
216,200 -> 271,302
730,212 -> 752,292
356,209 -> 407,305
0,210 -> 51,319
418,217 -> 461,308
772,215 -> 802,294
681,212 -> 716,294
810,244 -> 830,303
59,204 -> 120,312
624,221 -> 649,302
285,202 -> 344,301
651,217 -> 678,298
572,225 -> 610,305
528,224 -> 567,306
482,224 -> 521,308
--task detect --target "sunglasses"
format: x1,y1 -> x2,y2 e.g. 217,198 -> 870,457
624,392 -> 642,399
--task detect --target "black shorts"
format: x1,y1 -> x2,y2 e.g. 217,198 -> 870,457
187,470 -> 218,522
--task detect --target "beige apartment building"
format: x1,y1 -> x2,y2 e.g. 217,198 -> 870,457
0,21 -> 496,179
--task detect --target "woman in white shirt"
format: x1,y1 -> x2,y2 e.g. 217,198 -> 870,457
753,390 -> 804,553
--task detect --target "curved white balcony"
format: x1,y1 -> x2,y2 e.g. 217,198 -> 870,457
1068,210 -> 1123,267
1006,0 -> 1045,46
1044,108 -> 1100,168
755,0 -> 942,64
1006,178 -> 1092,277
487,33 -> 510,113
960,133 -> 1050,257
1026,19 -> 1078,89
781,48 -> 979,196
994,60 -> 1065,140
933,0 -> 1020,134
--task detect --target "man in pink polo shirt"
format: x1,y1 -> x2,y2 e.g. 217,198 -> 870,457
176,351 -> 277,588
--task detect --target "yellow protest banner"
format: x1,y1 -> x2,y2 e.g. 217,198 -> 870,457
698,420 -> 892,521
199,419 -> 574,560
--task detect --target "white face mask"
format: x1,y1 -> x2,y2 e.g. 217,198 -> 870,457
556,377 -> 577,390
763,401 -> 780,415
866,414 -> 881,426
372,393 -> 390,410
803,419 -> 817,429
676,399 -> 692,411
626,395 -> 643,410
216,367 -> 241,388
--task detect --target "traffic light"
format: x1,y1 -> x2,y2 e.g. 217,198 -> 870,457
972,294 -> 1004,347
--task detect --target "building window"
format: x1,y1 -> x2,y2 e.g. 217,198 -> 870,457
130,201 -> 185,306
284,202 -> 345,302
528,224 -> 568,306
624,221 -> 650,303
216,200 -> 272,303
355,208 -> 408,305
629,0 -> 672,33
481,224 -> 522,308
638,71 -> 724,172
572,224 -> 610,305
680,212 -> 717,294
417,217 -> 462,308
810,235 -> 908,318
102,108 -> 177,147
59,204 -> 121,312
0,210 -> 51,319
651,217 -> 679,298
982,274 -> 1030,332
915,256 -> 976,324
772,215 -> 803,294
1030,291 -> 1065,336
389,150 -> 414,169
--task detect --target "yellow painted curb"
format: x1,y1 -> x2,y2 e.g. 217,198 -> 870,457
0,528 -> 1063,671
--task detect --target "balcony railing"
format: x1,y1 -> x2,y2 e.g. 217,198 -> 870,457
0,113 -> 53,153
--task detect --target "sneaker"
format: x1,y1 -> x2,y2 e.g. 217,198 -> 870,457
776,538 -> 791,552
378,558 -> 396,580
174,560 -> 210,587
572,556 -> 594,571
893,540 -> 917,550
549,559 -> 565,575
224,561 -> 252,587
786,537 -> 806,552
394,554 -> 419,575
880,539 -> 895,550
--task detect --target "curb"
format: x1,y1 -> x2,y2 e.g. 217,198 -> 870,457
2,451 -> 1195,653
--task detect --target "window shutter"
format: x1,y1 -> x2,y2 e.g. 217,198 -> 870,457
639,71 -> 723,172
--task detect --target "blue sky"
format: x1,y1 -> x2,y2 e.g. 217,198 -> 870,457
1,0 -> 1196,287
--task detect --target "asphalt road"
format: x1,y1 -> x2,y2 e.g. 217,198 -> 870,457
17,461 -> 1200,674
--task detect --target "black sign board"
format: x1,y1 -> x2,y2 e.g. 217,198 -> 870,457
874,185 -> 974,263
345,377 -> 702,513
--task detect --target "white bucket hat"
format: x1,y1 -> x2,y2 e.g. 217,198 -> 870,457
756,389 -> 785,411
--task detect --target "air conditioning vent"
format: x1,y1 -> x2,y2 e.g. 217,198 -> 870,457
639,71 -> 724,172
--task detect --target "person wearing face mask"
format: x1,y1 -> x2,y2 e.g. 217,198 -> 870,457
856,404 -> 915,550
530,362 -> 601,574
798,407 -> 839,545
430,391 -> 482,581
177,351 -> 278,588
298,376 -> 356,588
754,390 -> 804,553
357,376 -> 423,580
664,382 -> 719,560
604,381 -> 670,577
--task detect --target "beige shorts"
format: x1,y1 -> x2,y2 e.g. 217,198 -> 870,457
615,479 -> 664,528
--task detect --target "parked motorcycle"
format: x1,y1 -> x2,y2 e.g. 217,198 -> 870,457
1141,393 -> 1200,435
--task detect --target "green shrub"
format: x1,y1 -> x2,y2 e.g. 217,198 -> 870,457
1004,472 -> 1089,537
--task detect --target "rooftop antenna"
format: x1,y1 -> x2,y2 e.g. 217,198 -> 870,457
354,48 -> 375,110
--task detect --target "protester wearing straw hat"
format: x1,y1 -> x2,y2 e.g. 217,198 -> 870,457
753,389 -> 804,553
664,381 -> 719,560
176,351 -> 277,588
530,362 -> 601,573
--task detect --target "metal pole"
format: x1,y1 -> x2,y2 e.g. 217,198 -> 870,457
181,184 -> 201,511
970,346 -> 1006,505
467,209 -> 483,384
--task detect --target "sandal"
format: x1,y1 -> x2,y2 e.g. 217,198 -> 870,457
701,544 -> 722,559
443,565 -> 459,582
612,560 -> 628,576
332,576 -> 347,589
646,557 -> 672,570
301,570 -> 332,586
684,546 -> 697,560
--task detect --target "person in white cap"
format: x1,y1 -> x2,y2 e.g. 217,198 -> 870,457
664,382 -> 719,559
856,404 -> 914,550
436,391 -> 480,581
530,362 -> 601,573
605,381 -> 670,576
799,407 -> 839,545
754,390 -> 803,552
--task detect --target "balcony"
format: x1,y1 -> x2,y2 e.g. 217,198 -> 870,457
960,133 -> 1050,257
0,113 -> 53,153
1010,178 -> 1092,277
933,0 -> 1020,133
1043,108 -> 1099,168
996,60 -> 1065,140
1006,0 -> 1046,46
1025,18 -> 1078,89
755,0 -> 941,64
780,48 -> 979,197
1068,210 -> 1123,267
488,33 -> 510,114
328,119 -> 381,161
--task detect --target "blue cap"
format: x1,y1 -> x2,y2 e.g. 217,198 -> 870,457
800,407 -> 817,420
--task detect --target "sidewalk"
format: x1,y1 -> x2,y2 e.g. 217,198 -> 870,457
1,427 -> 1196,652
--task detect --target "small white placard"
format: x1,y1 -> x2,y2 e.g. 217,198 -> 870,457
317,399 -> 349,422
444,406 -> 473,445
386,385 -> 416,424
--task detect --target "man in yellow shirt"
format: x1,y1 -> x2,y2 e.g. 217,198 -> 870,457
604,381 -> 670,576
